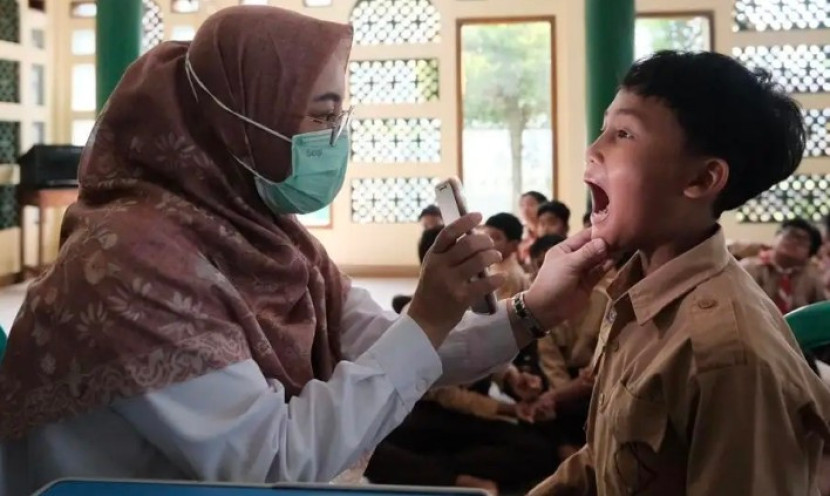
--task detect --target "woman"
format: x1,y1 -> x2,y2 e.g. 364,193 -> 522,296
0,7 -> 608,494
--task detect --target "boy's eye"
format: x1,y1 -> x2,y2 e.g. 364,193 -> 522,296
616,129 -> 633,139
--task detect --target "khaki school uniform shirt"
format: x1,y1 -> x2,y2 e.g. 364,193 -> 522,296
530,228 -> 830,496
494,255 -> 531,302
538,288 -> 608,390
741,255 -> 828,311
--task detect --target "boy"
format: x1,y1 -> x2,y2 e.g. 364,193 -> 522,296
529,234 -> 567,279
418,204 -> 443,231
537,201 -> 571,237
391,227 -> 443,314
741,218 -> 827,313
532,51 -> 830,495
483,213 -> 530,301
518,191 -> 549,266
821,214 -> 830,295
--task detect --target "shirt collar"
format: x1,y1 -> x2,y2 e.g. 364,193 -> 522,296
608,226 -> 731,326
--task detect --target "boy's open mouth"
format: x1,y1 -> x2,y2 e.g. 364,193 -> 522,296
587,181 -> 610,224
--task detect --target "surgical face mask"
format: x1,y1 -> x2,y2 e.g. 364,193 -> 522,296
184,54 -> 352,215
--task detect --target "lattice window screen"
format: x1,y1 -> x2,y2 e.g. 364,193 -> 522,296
0,60 -> 19,104
805,108 -> 830,158
0,0 -> 20,43
350,0 -> 440,45
349,59 -> 439,104
732,45 -> 830,93
0,185 -> 17,229
351,177 -> 439,223
142,0 -> 164,53
737,174 -> 830,223
734,0 -> 829,32
351,118 -> 441,163
0,121 -> 20,164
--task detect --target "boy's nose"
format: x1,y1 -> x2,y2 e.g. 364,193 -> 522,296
585,137 -> 603,166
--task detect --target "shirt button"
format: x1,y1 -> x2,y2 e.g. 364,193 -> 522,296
610,341 -> 620,352
698,298 -> 717,309
599,392 -> 606,407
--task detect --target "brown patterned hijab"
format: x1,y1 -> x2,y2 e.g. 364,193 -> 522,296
0,6 -> 353,439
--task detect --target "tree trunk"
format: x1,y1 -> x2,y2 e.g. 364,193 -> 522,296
506,105 -> 526,208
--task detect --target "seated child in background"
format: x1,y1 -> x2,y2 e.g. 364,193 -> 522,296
537,201 -> 571,237
391,226 -> 442,314
727,239 -> 770,261
483,213 -> 531,301
518,191 -> 549,266
582,212 -> 592,229
418,204 -> 443,231
529,234 -> 567,279
741,217 -> 827,313
821,214 -> 830,295
532,50 -> 830,496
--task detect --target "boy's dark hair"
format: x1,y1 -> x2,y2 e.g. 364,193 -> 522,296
537,201 -> 571,226
418,226 -> 442,264
418,204 -> 442,220
621,50 -> 806,216
530,234 -> 566,260
780,218 -> 822,256
485,213 -> 524,242
391,295 -> 413,315
823,214 -> 830,237
521,191 -> 548,205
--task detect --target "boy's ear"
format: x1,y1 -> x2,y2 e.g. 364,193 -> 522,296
684,158 -> 729,201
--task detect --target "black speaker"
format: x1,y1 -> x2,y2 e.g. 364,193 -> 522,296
18,145 -> 82,188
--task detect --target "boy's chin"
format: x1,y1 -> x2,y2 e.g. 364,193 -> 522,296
591,224 -> 626,253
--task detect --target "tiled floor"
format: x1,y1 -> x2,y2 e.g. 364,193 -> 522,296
0,278 -> 418,335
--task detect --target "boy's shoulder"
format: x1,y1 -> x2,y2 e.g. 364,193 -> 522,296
676,259 -> 801,374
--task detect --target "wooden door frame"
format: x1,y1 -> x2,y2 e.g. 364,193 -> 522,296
455,16 -> 559,200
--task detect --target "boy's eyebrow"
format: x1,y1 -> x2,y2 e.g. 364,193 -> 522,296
606,107 -> 647,122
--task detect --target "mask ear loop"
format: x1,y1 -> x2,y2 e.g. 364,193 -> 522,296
183,53 -> 292,144
184,52 -> 294,184
184,56 -> 200,103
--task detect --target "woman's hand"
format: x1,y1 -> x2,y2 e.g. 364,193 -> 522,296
523,229 -> 611,332
408,213 -> 505,349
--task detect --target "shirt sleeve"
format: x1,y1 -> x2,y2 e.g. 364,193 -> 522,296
538,331 -> 573,390
685,364 -> 816,496
339,286 -> 518,386
423,386 -> 503,419
111,313 -> 443,484
528,444 -> 597,496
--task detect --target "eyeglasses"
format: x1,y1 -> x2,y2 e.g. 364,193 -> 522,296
305,106 -> 355,146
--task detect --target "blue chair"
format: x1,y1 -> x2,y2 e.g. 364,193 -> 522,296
785,301 -> 830,353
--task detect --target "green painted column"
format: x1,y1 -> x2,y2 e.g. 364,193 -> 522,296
585,0 -> 635,209
585,0 -> 635,142
96,0 -> 142,112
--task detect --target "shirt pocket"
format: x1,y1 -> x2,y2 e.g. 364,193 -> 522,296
605,382 -> 668,495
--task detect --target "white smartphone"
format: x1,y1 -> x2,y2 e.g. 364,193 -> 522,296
434,178 -> 498,315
